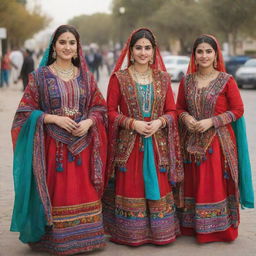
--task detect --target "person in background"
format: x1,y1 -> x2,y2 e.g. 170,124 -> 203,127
0,50 -> 11,88
176,34 -> 254,243
19,49 -> 35,91
9,47 -> 23,84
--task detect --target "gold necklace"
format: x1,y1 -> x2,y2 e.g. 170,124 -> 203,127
196,69 -> 216,80
131,65 -> 152,84
53,62 -> 75,81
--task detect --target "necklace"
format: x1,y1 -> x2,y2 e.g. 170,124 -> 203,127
53,62 -> 75,81
196,69 -> 216,81
131,65 -> 152,84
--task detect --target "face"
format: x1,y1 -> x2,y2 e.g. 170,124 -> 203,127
54,31 -> 77,62
195,42 -> 216,69
131,38 -> 154,66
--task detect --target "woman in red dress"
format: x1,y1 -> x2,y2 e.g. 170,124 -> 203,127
11,25 -> 107,255
176,34 -> 254,243
103,28 -> 183,246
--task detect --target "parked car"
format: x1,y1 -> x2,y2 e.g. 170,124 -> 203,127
163,55 -> 190,81
225,55 -> 251,78
235,58 -> 256,89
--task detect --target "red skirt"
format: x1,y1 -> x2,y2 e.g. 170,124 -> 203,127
179,136 -> 239,243
103,135 -> 180,246
31,136 -> 105,255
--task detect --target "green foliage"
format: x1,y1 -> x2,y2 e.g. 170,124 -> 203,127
68,13 -> 113,46
0,0 -> 48,47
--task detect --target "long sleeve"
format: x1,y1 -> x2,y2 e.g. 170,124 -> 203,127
176,78 -> 188,116
212,77 -> 244,128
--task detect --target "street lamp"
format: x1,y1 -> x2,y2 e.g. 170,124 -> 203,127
118,6 -> 126,48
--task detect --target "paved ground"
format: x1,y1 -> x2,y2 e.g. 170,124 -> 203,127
0,67 -> 255,256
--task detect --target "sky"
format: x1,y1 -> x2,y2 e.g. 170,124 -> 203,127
28,0 -> 112,25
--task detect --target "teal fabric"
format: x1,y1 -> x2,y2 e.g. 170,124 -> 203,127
137,83 -> 160,200
39,35 -> 53,67
232,116 -> 254,208
10,110 -> 47,243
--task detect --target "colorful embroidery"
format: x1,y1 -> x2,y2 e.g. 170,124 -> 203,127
179,196 -> 239,233
180,72 -> 238,184
104,192 -> 180,245
30,200 -> 105,255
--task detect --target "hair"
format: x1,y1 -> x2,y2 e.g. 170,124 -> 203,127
129,29 -> 156,49
47,25 -> 80,67
192,35 -> 218,56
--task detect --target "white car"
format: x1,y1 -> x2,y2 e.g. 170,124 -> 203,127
163,55 -> 190,81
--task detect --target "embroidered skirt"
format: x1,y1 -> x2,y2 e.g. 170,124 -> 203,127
179,136 -> 239,243
30,137 -> 106,255
103,136 -> 180,246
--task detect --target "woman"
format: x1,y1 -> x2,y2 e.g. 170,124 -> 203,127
10,25 -> 108,255
176,34 -> 254,243
103,28 -> 183,246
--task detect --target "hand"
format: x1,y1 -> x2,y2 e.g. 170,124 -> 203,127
54,116 -> 79,133
184,115 -> 197,132
144,119 -> 162,138
72,119 -> 93,137
194,118 -> 213,133
133,120 -> 151,136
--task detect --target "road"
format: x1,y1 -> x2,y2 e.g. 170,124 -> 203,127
0,67 -> 255,256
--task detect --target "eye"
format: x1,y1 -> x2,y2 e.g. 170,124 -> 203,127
145,45 -> 152,50
134,45 -> 142,50
196,49 -> 203,54
58,40 -> 66,45
206,49 -> 213,54
70,40 -> 76,45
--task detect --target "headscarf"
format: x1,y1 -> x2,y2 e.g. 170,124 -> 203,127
112,27 -> 167,73
185,34 -> 254,208
187,34 -> 226,74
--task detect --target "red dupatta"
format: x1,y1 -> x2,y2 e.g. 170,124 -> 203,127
187,34 -> 226,74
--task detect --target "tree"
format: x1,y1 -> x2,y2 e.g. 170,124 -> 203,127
204,0 -> 256,55
0,0 -> 48,47
68,13 -> 113,46
151,0 -> 210,54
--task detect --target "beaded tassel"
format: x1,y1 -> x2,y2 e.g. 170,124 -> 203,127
76,155 -> 82,166
56,141 -> 64,172
68,151 -> 75,162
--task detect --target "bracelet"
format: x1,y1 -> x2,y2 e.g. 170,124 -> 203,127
159,117 -> 167,128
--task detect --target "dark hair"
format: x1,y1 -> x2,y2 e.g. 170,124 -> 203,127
193,35 -> 217,55
47,25 -> 80,67
129,29 -> 156,49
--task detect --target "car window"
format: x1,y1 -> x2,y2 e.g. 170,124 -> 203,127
164,59 -> 175,65
244,59 -> 256,67
177,59 -> 189,65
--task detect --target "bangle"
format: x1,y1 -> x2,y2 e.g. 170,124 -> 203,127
159,117 -> 167,128
180,112 -> 189,123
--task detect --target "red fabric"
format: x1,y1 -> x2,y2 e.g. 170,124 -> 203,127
112,27 -> 166,74
177,35 -> 244,242
45,136 -> 100,206
107,74 -> 176,198
187,34 -> 226,74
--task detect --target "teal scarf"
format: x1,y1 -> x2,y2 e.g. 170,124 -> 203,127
10,110 -> 47,243
232,116 -> 254,208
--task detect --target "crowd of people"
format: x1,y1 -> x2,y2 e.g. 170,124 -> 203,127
9,25 -> 254,256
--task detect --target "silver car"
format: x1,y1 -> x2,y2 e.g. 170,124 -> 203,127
163,55 -> 190,82
235,58 -> 256,89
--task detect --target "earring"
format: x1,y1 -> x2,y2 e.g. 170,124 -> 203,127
130,56 -> 134,64
52,49 -> 56,59
72,53 -> 78,61
214,58 -> 217,68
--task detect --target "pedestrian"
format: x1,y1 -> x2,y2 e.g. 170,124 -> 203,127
9,47 -> 23,84
0,50 -> 11,88
10,25 -> 108,255
19,49 -> 34,91
176,34 -> 254,243
103,28 -> 184,246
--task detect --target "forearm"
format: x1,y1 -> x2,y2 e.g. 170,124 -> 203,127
44,113 -> 58,124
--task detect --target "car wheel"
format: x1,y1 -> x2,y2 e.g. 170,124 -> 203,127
178,72 -> 184,81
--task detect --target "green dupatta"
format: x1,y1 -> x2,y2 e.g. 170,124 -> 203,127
10,110 -> 46,243
232,116 -> 254,208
